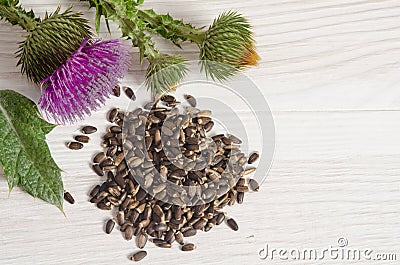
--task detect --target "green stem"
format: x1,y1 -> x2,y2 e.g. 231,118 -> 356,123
92,0 -> 158,61
137,9 -> 206,44
0,3 -> 37,31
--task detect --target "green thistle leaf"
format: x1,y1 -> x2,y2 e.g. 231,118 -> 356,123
0,90 -> 63,210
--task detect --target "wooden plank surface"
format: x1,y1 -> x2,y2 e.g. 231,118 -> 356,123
1,0 -> 400,264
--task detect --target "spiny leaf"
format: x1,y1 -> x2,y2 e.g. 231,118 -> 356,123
0,90 -> 63,210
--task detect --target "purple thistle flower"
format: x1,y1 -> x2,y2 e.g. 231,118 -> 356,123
38,39 -> 131,124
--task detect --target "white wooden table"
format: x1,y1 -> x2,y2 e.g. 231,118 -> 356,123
1,0 -> 399,264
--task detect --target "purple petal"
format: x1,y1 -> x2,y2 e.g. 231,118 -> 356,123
38,39 -> 131,124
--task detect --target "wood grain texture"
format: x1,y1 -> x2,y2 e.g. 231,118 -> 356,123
0,0 -> 399,264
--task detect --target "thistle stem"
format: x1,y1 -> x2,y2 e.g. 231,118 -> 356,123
137,9 -> 206,44
92,0 -> 159,61
0,4 -> 37,31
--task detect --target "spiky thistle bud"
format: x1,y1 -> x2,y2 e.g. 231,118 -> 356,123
1,2 -> 131,123
39,39 -> 130,124
16,7 -> 92,84
146,54 -> 188,95
199,11 -> 260,80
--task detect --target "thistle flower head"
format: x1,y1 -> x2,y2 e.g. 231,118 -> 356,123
146,54 -> 188,95
39,39 -> 131,124
199,11 -> 260,80
16,7 -> 92,84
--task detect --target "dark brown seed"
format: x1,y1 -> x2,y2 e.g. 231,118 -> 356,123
120,222 -> 133,232
182,243 -> 196,252
222,137 -> 232,145
117,211 -> 125,226
108,108 -> 119,122
89,185 -> 101,197
237,192 -> 244,204
226,218 -> 239,231
81,126 -> 97,134
93,152 -> 106,163
109,125 -> 122,133
64,191 -> 75,204
154,223 -> 168,232
175,231 -> 184,245
228,134 -> 242,144
236,178 -> 246,187
97,202 -> 112,210
114,173 -> 126,188
236,186 -> 249,193
248,151 -> 259,164
204,121 -> 214,132
160,94 -> 176,103
193,218 -> 208,230
156,243 -> 172,248
136,232 -> 148,249
184,94 -> 196,107
152,204 -> 164,217
100,156 -> 113,166
74,135 -> 90,143
173,206 -> 183,220
66,142 -> 83,150
151,238 -> 166,245
125,226 -> 134,240
92,164 -> 104,176
105,219 -> 115,234
113,85 -> 121,97
164,229 -> 175,244
216,212 -> 225,225
130,251 -> 147,262
248,179 -> 260,192
124,86 -> 136,101
182,228 -> 197,237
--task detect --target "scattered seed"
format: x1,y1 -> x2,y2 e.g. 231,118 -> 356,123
130,251 -> 147,262
124,86 -> 136,100
66,142 -> 83,150
92,164 -> 104,176
248,179 -> 260,192
81,126 -> 97,134
161,95 -> 176,103
74,135 -> 90,143
181,243 -> 196,252
64,191 -> 75,204
106,219 -> 115,234
108,108 -> 119,122
248,152 -> 259,164
89,185 -> 101,197
226,218 -> 239,231
93,152 -> 106,163
184,94 -> 196,107
113,85 -> 121,97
